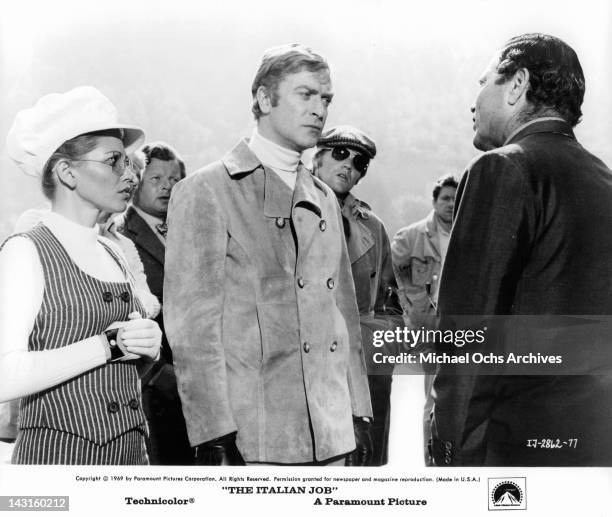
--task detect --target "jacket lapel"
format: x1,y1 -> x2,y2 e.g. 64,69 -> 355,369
292,164 -> 322,258
125,207 -> 166,266
342,194 -> 374,265
263,167 -> 293,218
424,211 -> 441,259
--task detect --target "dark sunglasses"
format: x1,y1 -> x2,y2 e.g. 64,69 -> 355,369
329,147 -> 370,175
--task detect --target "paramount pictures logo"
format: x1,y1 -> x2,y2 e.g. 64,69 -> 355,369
488,478 -> 526,511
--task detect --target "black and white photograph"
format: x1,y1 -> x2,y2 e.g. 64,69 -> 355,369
0,0 -> 611,514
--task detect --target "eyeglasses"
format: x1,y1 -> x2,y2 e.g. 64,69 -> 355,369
329,147 -> 370,175
72,153 -> 132,176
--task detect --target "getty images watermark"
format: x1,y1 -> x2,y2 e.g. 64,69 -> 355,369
365,315 -> 612,375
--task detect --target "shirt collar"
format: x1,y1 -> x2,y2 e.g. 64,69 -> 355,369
133,205 -> 164,226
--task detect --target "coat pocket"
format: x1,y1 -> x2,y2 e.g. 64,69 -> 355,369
256,275 -> 300,363
410,257 -> 435,287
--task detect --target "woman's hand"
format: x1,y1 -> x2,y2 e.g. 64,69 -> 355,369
116,312 -> 161,361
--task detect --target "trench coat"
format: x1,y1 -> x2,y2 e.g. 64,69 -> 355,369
164,140 -> 372,463
432,119 -> 612,466
391,210 -> 443,330
341,194 -> 402,466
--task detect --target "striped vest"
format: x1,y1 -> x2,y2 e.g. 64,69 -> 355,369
15,224 -> 147,445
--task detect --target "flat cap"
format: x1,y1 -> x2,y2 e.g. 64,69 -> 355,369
317,125 -> 376,159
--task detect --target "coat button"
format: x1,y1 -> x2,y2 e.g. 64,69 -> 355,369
275,217 -> 285,228
433,274 -> 439,281
330,341 -> 337,352
128,398 -> 140,410
326,278 -> 335,289
297,277 -> 305,288
102,291 -> 113,303
119,291 -> 131,303
444,441 -> 452,450
319,220 -> 327,231
107,401 -> 120,413
303,342 -> 310,353
444,456 -> 452,464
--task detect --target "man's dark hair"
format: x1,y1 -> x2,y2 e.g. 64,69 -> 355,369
433,174 -> 458,201
139,141 -> 186,179
251,43 -> 329,120
495,33 -> 585,127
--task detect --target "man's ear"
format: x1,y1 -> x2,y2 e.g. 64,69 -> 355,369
256,85 -> 273,115
54,159 -> 77,190
507,68 -> 530,106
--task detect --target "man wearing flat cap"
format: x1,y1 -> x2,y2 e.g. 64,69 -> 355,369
164,44 -> 372,465
313,125 -> 403,466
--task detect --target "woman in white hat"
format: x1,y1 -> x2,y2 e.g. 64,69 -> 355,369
0,86 -> 161,464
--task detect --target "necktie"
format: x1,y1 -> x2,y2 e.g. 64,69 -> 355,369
156,221 -> 168,238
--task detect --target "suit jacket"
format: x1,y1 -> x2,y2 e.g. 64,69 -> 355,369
164,139 -> 372,463
118,205 -> 193,465
118,207 -> 170,361
118,207 -> 165,302
432,119 -> 612,466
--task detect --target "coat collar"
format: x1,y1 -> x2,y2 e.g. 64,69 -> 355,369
222,139 -> 324,218
414,210 -> 441,258
342,193 -> 375,264
263,167 -> 293,218
505,118 -> 575,146
419,210 -> 439,237
293,164 -> 323,218
343,193 -> 370,220
222,139 -> 261,176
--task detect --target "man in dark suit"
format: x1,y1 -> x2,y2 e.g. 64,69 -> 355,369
431,33 -> 612,466
119,142 -> 192,464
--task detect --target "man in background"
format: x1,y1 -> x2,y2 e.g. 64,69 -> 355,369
119,141 -> 191,465
392,175 -> 457,329
313,125 -> 403,466
391,174 -> 457,464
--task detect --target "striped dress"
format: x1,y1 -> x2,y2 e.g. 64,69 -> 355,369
8,224 -> 148,465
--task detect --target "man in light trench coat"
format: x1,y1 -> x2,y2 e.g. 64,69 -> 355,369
313,125 -> 403,466
164,44 -> 373,465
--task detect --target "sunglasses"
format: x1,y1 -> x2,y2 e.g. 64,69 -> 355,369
328,147 -> 370,175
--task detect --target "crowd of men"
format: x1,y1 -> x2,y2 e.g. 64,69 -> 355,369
3,32 -> 612,466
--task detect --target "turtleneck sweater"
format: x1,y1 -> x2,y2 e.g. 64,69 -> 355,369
0,211 -> 127,402
13,208 -> 160,319
247,127 -> 301,190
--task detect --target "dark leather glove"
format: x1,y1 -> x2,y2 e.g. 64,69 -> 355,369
194,432 -> 246,466
345,416 -> 373,466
